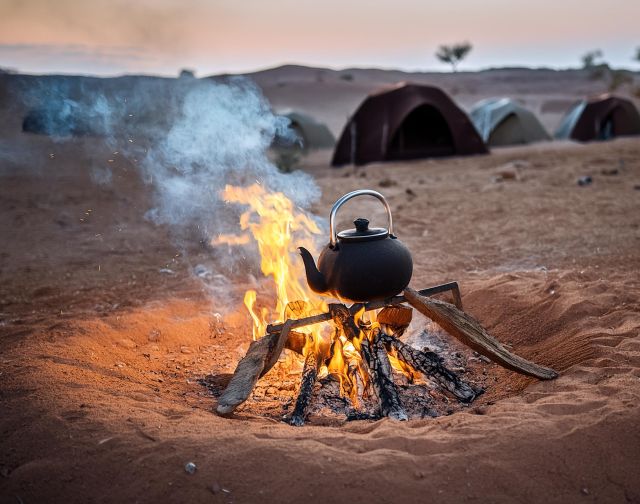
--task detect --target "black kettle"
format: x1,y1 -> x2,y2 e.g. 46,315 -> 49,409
298,189 -> 413,302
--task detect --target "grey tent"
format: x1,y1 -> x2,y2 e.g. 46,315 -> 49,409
276,110 -> 335,150
470,98 -> 550,146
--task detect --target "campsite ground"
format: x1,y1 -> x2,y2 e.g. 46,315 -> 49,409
1,67 -> 640,503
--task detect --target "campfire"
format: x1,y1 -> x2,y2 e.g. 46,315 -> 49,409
212,187 -> 557,425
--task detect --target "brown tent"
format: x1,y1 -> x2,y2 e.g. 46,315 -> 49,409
332,82 -> 487,166
555,94 -> 640,142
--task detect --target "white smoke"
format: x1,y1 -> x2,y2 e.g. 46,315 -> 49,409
6,74 -> 321,287
142,77 -> 319,239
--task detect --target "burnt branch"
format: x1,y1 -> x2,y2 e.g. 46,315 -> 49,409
380,333 -> 479,403
404,288 -> 558,380
361,329 -> 408,421
289,344 -> 319,427
329,303 -> 361,341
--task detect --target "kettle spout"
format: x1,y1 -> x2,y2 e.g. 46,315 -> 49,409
298,247 -> 328,294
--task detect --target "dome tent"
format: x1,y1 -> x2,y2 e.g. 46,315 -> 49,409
275,110 -> 335,150
555,94 -> 640,141
331,82 -> 487,166
470,98 -> 550,146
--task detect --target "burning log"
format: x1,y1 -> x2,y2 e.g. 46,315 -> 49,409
376,304 -> 478,402
284,330 -> 306,355
377,305 -> 413,335
328,303 -> 361,340
380,333 -> 478,403
289,339 -> 319,426
361,329 -> 408,421
329,304 -> 407,420
216,320 -> 294,416
403,287 -> 558,380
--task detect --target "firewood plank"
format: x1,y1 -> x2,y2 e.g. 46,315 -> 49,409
403,287 -> 558,380
215,320 -> 294,416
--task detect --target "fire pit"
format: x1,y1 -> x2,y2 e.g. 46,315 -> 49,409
210,187 -> 557,425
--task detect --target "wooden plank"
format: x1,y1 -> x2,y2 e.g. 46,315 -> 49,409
216,320 -> 294,416
403,288 -> 558,380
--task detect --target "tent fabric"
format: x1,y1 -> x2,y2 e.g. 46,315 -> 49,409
470,98 -> 551,146
331,82 -> 487,166
555,94 -> 640,141
278,110 -> 335,149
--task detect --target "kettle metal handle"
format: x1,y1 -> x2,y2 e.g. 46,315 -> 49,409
329,189 -> 394,247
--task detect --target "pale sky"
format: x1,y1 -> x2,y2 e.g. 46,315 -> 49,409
1,0 -> 639,76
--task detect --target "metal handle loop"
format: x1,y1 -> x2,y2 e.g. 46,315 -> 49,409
329,189 -> 393,247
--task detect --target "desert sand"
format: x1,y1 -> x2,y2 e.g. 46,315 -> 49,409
1,67 -> 640,503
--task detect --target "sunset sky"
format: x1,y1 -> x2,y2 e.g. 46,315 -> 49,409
1,0 -> 639,76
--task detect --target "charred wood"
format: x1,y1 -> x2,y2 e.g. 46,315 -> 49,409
380,333 -> 479,403
328,303 -> 361,341
289,345 -> 319,427
404,288 -> 558,380
361,329 -> 408,421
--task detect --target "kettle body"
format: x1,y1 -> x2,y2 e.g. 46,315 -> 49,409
299,189 -> 413,302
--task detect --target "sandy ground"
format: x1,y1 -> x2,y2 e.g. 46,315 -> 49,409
1,68 -> 640,503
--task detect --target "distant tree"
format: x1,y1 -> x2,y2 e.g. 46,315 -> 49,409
436,42 -> 472,72
581,50 -> 609,81
179,69 -> 195,79
581,50 -> 603,68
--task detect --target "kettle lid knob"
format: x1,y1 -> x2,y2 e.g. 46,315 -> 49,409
354,218 -> 369,232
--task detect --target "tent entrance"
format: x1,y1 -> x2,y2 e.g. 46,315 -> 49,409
597,109 -> 618,140
386,105 -> 455,160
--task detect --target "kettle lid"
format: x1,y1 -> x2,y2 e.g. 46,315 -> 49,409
337,218 -> 389,242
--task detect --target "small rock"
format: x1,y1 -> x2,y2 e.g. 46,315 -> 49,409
577,175 -> 592,186
159,268 -> 175,275
118,338 -> 137,349
184,462 -> 197,474
379,178 -> 397,188
180,346 -> 192,354
601,168 -> 618,176
405,188 -> 416,197
193,264 -> 212,279
114,361 -> 126,368
581,487 -> 589,495
148,329 -> 161,342
495,170 -> 518,181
